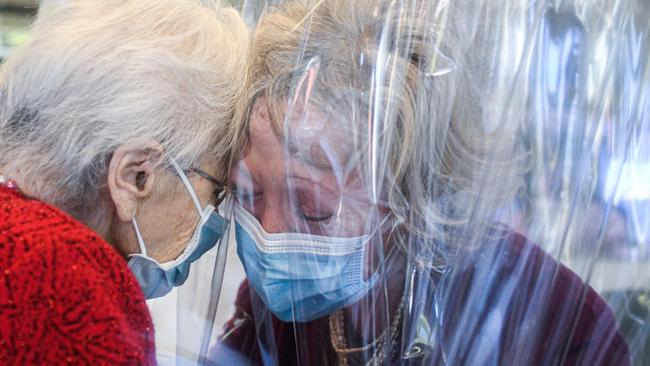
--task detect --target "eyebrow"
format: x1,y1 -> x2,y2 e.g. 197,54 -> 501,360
287,138 -> 340,171
290,174 -> 339,197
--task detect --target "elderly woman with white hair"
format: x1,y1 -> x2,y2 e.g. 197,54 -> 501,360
0,0 -> 246,364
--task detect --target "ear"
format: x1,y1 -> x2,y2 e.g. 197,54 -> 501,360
107,139 -> 164,222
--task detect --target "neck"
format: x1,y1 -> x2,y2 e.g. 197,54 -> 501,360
90,212 -> 114,244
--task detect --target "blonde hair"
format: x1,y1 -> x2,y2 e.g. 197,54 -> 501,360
0,0 -> 248,220
234,0 -> 523,256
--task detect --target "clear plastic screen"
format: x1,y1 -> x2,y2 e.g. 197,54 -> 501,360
206,0 -> 649,365
147,198 -> 235,366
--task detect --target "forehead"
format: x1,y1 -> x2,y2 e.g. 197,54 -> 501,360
239,98 -> 370,203
247,97 -> 355,172
248,99 -> 283,152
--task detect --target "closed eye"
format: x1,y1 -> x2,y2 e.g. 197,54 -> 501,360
300,212 -> 333,222
295,188 -> 334,223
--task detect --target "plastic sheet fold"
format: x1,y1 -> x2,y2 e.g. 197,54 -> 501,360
163,0 -> 649,364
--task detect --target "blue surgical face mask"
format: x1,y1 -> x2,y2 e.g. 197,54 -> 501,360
234,205 -> 379,323
127,159 -> 226,299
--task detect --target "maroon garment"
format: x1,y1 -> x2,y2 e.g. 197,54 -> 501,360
0,186 -> 155,365
211,232 -> 630,365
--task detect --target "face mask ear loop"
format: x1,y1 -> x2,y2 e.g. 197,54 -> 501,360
132,216 -> 148,256
169,158 -> 203,216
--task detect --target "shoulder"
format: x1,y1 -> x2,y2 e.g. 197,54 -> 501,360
0,186 -> 139,295
441,230 -> 630,365
0,187 -> 155,365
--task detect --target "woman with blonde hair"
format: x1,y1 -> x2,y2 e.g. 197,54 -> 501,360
212,0 -> 630,365
0,0 -> 247,364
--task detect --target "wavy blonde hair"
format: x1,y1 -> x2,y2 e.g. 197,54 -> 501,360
232,0 -> 524,257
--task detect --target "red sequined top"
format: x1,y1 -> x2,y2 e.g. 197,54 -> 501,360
0,185 -> 155,365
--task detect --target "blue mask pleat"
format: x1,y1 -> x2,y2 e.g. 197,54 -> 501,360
235,219 -> 378,323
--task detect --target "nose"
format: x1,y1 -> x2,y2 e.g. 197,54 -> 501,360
259,201 -> 290,234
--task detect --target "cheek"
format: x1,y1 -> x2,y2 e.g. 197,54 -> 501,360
155,190 -> 202,259
155,210 -> 199,261
173,214 -> 199,243
193,175 -> 218,209
336,191 -> 389,276
332,210 -> 366,236
333,187 -> 376,236
323,198 -> 374,237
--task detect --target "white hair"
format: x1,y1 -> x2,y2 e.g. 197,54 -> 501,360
0,0 -> 248,219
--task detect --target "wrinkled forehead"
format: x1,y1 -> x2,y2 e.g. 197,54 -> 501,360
248,95 -> 368,173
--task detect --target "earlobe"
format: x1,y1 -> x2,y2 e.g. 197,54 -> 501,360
107,139 -> 163,222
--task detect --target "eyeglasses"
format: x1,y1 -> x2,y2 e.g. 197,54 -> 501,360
186,168 -> 227,207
